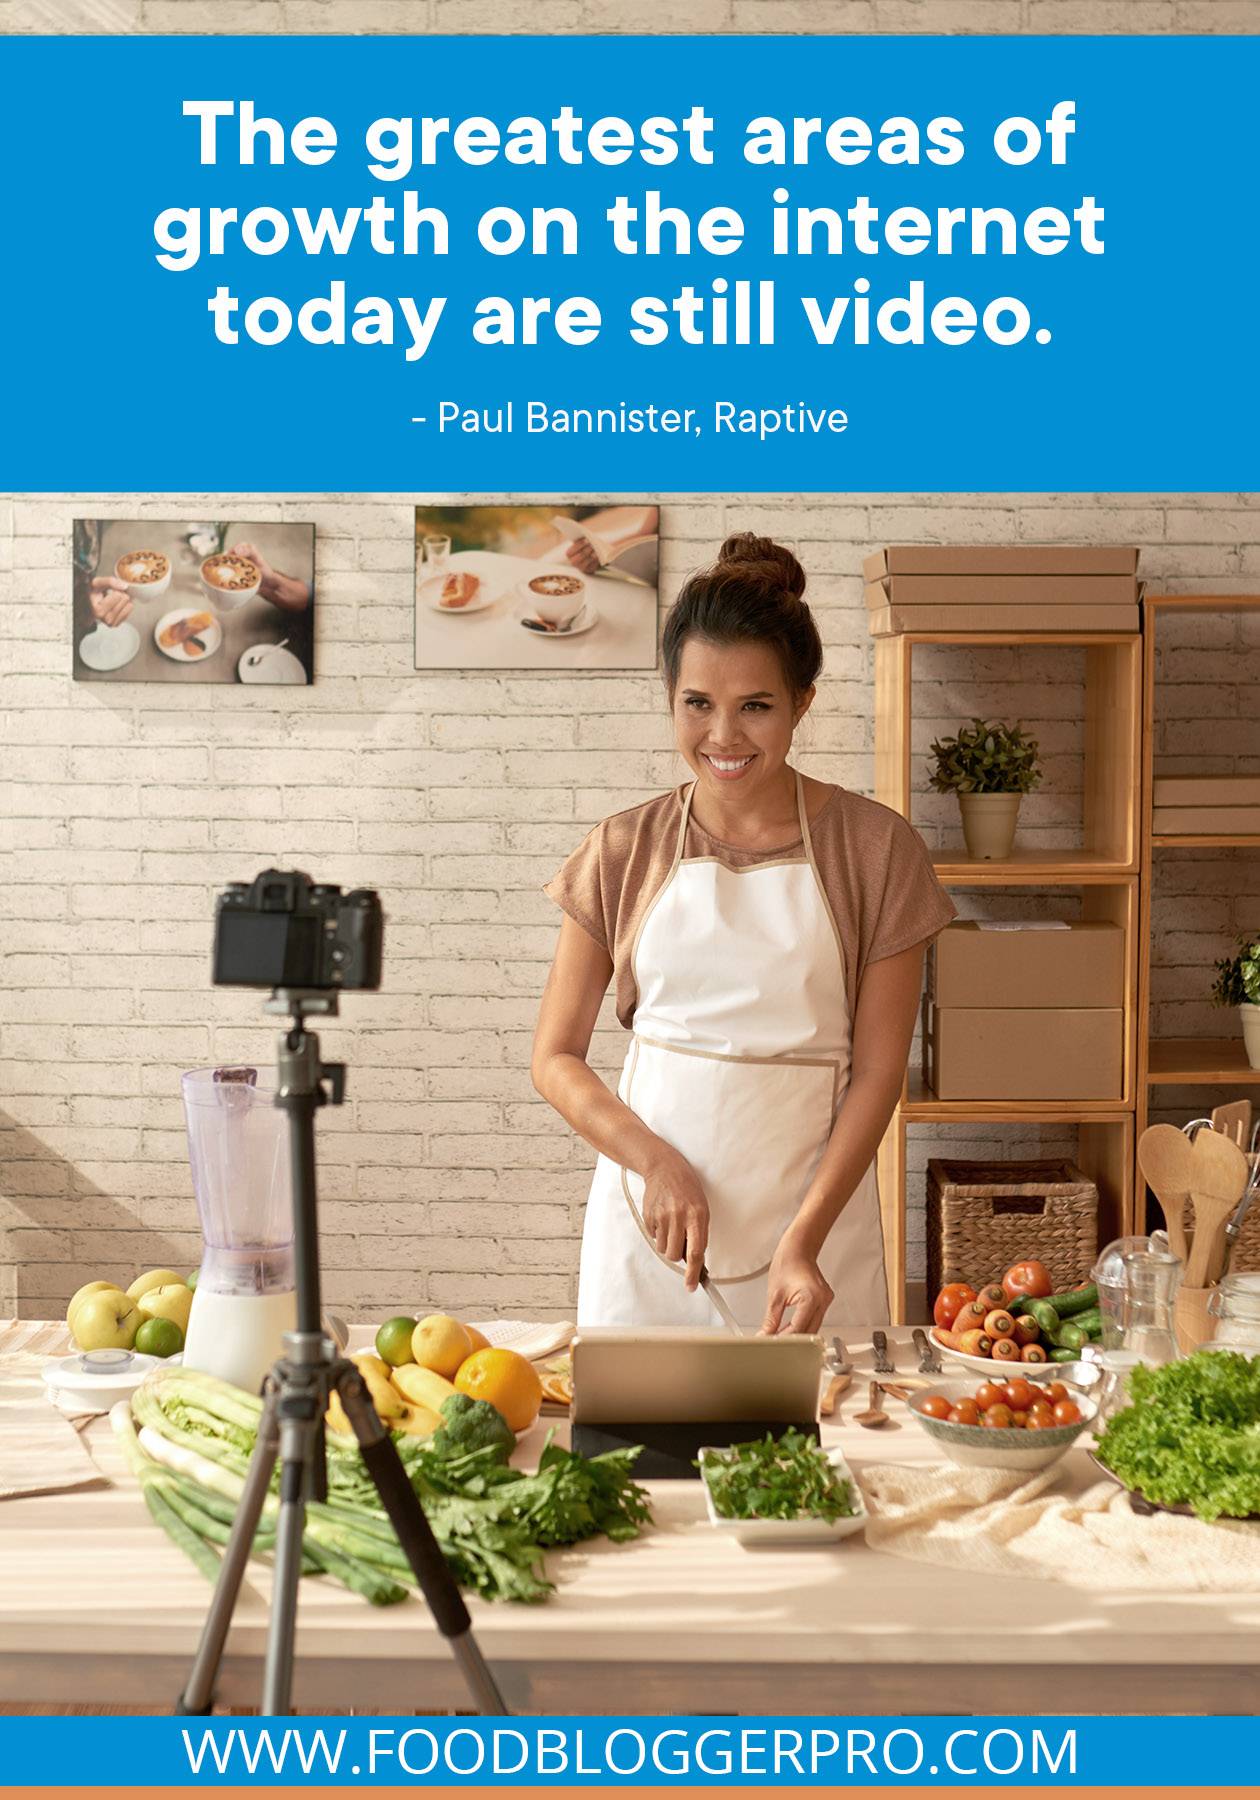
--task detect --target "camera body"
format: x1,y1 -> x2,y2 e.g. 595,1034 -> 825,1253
214,869 -> 383,992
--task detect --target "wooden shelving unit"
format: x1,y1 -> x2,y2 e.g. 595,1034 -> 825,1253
1135,594 -> 1260,1217
873,628 -> 1143,1321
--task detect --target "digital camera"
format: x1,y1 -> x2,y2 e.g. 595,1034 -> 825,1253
213,869 -> 383,992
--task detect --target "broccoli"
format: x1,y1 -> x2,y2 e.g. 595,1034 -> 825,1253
428,1393 -> 515,1463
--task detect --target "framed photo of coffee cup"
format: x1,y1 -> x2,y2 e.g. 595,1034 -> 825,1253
414,503 -> 660,671
73,520 -> 316,685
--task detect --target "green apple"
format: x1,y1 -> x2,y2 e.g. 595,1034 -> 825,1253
73,1289 -> 142,1351
66,1281 -> 124,1334
137,1282 -> 193,1335
186,1269 -> 200,1291
126,1268 -> 184,1302
135,1316 -> 184,1358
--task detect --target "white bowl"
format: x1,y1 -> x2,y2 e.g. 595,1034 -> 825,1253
907,1380 -> 1098,1472
931,1327 -> 1101,1387
698,1443 -> 866,1544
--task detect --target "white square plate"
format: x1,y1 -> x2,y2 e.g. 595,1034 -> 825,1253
698,1443 -> 866,1544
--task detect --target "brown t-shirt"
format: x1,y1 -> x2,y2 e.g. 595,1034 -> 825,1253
545,783 -> 956,1029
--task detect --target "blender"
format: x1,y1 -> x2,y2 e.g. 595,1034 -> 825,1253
181,1066 -> 298,1393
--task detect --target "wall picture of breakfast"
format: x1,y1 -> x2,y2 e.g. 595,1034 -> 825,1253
72,519 -> 316,685
413,503 -> 660,671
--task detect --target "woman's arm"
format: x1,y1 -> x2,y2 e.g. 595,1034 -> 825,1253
532,915 -> 711,1287
761,940 -> 925,1334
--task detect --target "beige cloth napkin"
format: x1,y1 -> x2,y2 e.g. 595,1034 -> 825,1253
0,1320 -> 108,1500
859,1459 -> 1260,1592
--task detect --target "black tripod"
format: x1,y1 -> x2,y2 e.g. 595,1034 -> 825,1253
177,989 -> 506,1717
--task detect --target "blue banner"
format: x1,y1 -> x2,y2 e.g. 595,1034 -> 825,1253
0,1714 -> 1256,1786
1,33 -> 1256,494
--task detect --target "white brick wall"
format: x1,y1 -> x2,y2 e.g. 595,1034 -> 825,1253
3,1 -> 1258,1317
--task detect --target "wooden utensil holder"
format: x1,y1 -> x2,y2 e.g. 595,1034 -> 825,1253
1174,1285 -> 1217,1355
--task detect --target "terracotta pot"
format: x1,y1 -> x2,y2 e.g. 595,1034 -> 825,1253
1241,1003 -> 1260,1071
957,792 -> 1022,861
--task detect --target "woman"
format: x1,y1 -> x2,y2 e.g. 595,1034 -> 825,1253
532,535 -> 955,1332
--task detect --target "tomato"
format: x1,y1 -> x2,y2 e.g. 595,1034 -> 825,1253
1012,1409 -> 1029,1428
1002,1259 -> 1053,1302
1001,1377 -> 1035,1411
933,1282 -> 977,1332
950,1399 -> 981,1426
975,1283 -> 1007,1311
921,1395 -> 952,1420
975,1381 -> 1006,1410
984,1308 -> 1016,1339
1012,1315 -> 1041,1346
1020,1342 -> 1049,1363
1045,1381 -> 1069,1404
982,1403 -> 1014,1429
1052,1399 -> 1082,1426
990,1337 -> 1020,1363
1027,1403 -> 1055,1429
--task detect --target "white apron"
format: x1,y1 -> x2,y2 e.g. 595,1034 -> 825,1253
577,774 -> 890,1329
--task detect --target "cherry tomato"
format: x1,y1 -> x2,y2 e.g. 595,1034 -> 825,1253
933,1282 -> 977,1332
1002,1259 -> 1053,1302
1001,1377 -> 1035,1411
975,1381 -> 1007,1411
921,1395 -> 952,1420
950,1399 -> 981,1426
1053,1399 -> 1082,1426
982,1403 -> 1014,1429
1027,1403 -> 1055,1429
1045,1381 -> 1069,1404
1012,1409 -> 1029,1428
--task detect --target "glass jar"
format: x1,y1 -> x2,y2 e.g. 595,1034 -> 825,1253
1092,1234 -> 1179,1351
1117,1245 -> 1181,1368
1094,1348 -> 1145,1422
1207,1272 -> 1260,1354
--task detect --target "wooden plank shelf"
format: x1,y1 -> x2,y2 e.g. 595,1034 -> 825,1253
902,1072 -> 1130,1123
932,849 -> 1138,885
1147,1039 -> 1260,1085
1152,835 -> 1260,849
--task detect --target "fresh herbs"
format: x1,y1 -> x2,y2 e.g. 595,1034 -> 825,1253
1094,1350 -> 1260,1522
927,718 -> 1042,796
700,1429 -> 856,1523
1210,937 -> 1260,1009
116,1367 -> 651,1605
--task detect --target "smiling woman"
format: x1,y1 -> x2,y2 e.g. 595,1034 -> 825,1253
532,534 -> 956,1334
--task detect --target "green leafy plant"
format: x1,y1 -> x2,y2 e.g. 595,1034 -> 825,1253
927,718 -> 1042,796
1093,1349 -> 1260,1521
1211,936 -> 1260,1008
699,1428 -> 856,1522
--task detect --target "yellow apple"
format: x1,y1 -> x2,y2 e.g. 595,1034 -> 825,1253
72,1289 -> 142,1351
390,1363 -> 456,1414
126,1268 -> 185,1302
67,1281 -> 124,1334
137,1283 -> 193,1335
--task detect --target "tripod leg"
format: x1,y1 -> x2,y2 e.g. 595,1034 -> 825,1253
336,1365 -> 508,1715
177,1385 -> 281,1715
261,1456 -> 308,1716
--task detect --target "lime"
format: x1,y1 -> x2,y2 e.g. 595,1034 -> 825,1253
136,1316 -> 184,1358
375,1316 -> 417,1367
186,1268 -> 200,1291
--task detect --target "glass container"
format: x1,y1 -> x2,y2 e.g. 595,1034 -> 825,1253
1207,1272 -> 1260,1354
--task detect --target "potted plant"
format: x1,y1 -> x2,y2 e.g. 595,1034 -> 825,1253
1211,936 -> 1260,1070
927,718 -> 1042,861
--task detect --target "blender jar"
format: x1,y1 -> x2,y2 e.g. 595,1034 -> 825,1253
180,1066 -> 297,1392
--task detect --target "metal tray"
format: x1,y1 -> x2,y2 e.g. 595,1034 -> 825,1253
1088,1450 -> 1260,1521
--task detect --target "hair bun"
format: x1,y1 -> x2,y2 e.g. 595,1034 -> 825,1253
715,532 -> 806,601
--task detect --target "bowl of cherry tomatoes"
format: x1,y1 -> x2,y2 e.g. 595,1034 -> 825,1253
907,1376 -> 1098,1472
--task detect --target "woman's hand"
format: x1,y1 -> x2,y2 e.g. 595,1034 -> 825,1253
761,1234 -> 834,1336
640,1150 -> 710,1290
89,576 -> 133,627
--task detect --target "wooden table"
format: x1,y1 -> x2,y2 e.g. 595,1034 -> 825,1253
3,1323 -> 1258,1715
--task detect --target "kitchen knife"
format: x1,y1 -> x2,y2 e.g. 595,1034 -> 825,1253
871,1329 -> 894,1374
699,1267 -> 745,1336
912,1327 -> 942,1375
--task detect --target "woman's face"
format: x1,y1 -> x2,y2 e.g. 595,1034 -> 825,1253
672,635 -> 813,805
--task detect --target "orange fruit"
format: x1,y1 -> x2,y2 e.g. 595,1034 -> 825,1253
454,1347 -> 542,1434
411,1314 -> 472,1378
463,1323 -> 492,1354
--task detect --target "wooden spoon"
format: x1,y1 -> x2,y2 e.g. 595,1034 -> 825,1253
1136,1124 -> 1194,1263
1185,1128 -> 1250,1287
853,1381 -> 890,1429
818,1370 -> 852,1417
1211,1099 -> 1252,1149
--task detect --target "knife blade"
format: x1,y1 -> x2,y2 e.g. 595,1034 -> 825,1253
871,1329 -> 894,1374
912,1327 -> 942,1374
829,1334 -> 853,1375
700,1268 -> 745,1336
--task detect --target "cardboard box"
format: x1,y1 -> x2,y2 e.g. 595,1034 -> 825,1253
927,920 -> 1125,1010
867,603 -> 1140,636
863,545 -> 1140,582
923,1000 -> 1124,1101
1153,775 -> 1260,807
1153,806 -> 1260,834
864,574 -> 1139,608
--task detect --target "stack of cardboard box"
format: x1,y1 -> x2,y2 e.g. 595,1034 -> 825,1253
864,545 -> 1141,636
1152,776 -> 1260,836
923,920 -> 1125,1101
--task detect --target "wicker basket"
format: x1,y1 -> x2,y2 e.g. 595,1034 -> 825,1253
926,1158 -> 1099,1301
1229,1153 -> 1260,1273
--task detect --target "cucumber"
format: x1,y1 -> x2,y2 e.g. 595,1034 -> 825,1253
1050,1347 -> 1079,1363
1024,1299 -> 1061,1336
1046,1283 -> 1098,1318
1070,1307 -> 1102,1338
1055,1321 -> 1089,1354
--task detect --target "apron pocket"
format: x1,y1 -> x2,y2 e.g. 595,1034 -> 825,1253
619,1037 -> 838,1283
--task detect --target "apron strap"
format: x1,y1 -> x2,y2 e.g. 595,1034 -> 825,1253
795,768 -> 849,1003
673,781 -> 696,872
